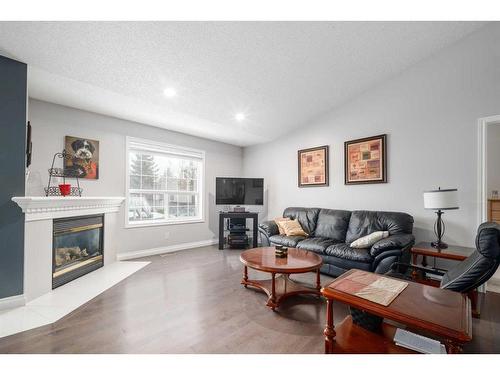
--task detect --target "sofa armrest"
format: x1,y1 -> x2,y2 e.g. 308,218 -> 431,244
370,233 -> 415,257
259,220 -> 279,237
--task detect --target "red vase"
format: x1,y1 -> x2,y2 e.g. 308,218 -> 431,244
59,184 -> 71,196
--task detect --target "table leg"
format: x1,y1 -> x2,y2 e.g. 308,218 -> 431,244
218,214 -> 224,250
243,266 -> 248,288
445,340 -> 463,354
269,272 -> 277,311
316,268 -> 321,292
253,216 -> 258,247
421,255 -> 428,268
324,298 -> 336,354
469,290 -> 481,318
411,253 -> 419,280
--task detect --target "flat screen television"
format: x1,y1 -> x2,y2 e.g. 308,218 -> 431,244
216,177 -> 264,205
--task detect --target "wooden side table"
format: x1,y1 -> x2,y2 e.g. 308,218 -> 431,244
410,242 -> 482,318
411,241 -> 470,267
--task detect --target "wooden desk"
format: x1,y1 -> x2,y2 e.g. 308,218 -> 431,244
321,269 -> 472,354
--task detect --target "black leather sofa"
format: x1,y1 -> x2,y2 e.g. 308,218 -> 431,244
259,207 -> 415,277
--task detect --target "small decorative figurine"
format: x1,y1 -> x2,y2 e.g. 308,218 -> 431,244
275,246 -> 288,258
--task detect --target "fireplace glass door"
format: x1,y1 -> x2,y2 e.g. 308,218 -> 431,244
53,214 -> 104,288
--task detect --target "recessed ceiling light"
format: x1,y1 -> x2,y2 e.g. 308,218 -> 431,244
163,87 -> 177,98
235,113 -> 246,122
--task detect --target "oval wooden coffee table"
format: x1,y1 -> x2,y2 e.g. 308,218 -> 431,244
240,247 -> 323,310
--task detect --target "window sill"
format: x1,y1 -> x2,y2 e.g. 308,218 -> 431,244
125,218 -> 205,229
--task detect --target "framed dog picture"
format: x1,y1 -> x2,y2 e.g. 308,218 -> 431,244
64,136 -> 100,179
344,134 -> 387,185
298,145 -> 329,187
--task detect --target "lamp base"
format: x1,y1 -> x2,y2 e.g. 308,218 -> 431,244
431,240 -> 448,250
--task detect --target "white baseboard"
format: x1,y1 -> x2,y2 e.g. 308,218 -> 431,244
117,239 -> 218,260
0,294 -> 26,311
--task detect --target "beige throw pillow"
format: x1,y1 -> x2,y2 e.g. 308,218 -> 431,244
279,219 -> 308,237
350,231 -> 389,249
274,217 -> 291,235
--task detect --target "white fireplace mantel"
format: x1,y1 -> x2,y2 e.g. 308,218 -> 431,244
1,195 -> 146,336
12,196 -> 125,221
11,196 -> 126,305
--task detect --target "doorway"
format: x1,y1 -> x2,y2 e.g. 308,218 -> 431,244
478,115 -> 500,292
478,116 -> 500,222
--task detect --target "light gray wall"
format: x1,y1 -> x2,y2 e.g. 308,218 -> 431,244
243,23 -> 500,248
27,99 -> 243,255
487,123 -> 500,197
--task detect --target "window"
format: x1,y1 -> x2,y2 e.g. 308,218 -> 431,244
126,137 -> 204,227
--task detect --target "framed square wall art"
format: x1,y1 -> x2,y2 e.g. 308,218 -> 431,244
298,145 -> 329,187
64,136 -> 100,179
344,134 -> 387,185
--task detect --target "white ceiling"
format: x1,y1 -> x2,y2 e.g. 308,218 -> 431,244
0,21 -> 488,146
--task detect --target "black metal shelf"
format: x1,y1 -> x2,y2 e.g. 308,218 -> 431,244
48,168 -> 81,178
45,150 -> 83,197
44,186 -> 83,197
218,211 -> 259,250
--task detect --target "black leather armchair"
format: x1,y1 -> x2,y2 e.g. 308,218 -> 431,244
391,222 -> 500,293
352,222 -> 500,330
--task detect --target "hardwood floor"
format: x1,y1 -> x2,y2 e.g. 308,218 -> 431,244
0,245 -> 498,354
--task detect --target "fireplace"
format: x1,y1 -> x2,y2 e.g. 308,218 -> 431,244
52,214 -> 104,289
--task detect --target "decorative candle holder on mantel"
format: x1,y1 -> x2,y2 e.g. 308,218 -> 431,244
44,150 -> 83,197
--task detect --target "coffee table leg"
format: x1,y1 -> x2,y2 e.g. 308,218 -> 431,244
316,268 -> 321,292
268,272 -> 277,311
243,266 -> 248,288
411,253 -> 419,280
324,298 -> 336,354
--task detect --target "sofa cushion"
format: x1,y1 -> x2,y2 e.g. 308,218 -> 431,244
296,237 -> 339,254
324,243 -> 372,263
351,231 -> 389,249
346,211 -> 414,244
269,234 -> 306,248
279,219 -> 308,237
274,217 -> 291,234
283,207 -> 320,235
314,209 -> 352,242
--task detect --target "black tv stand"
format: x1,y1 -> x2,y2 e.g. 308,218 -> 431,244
218,211 -> 258,250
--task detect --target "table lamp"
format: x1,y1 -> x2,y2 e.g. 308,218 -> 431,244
423,187 -> 459,249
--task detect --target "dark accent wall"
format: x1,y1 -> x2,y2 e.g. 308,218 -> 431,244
0,55 -> 27,299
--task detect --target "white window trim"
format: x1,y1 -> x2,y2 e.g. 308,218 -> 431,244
125,136 -> 205,229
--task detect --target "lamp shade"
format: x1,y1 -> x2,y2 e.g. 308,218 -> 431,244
423,188 -> 459,210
